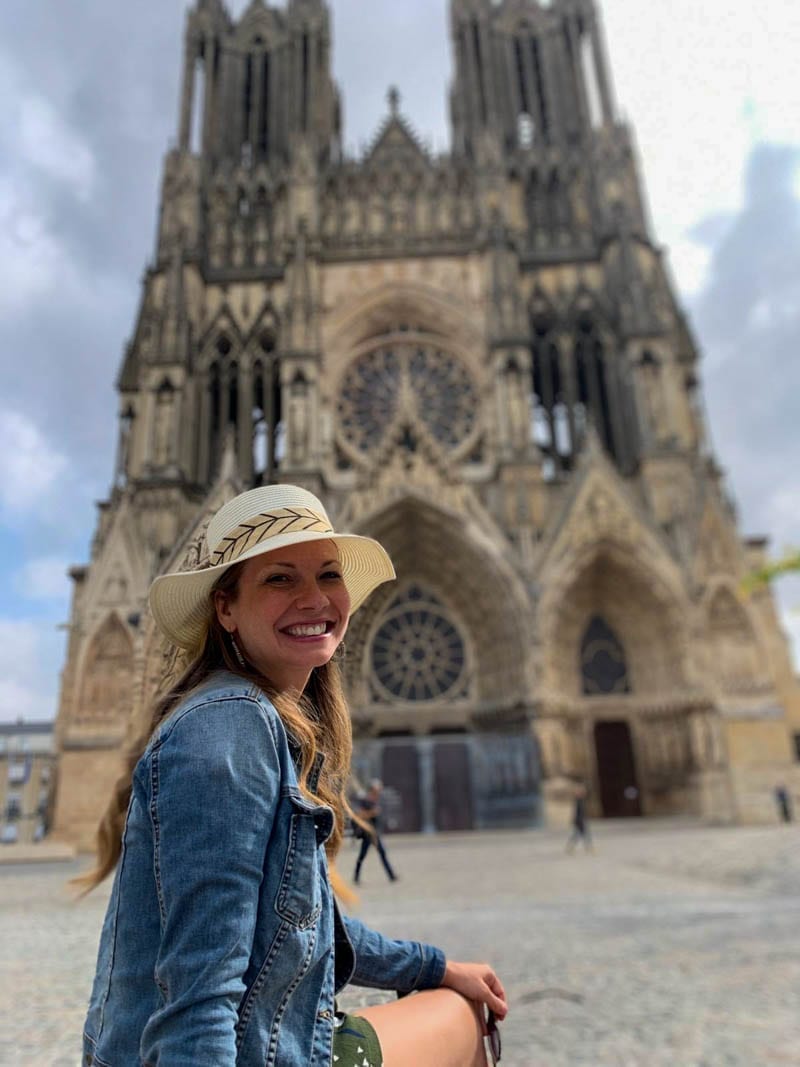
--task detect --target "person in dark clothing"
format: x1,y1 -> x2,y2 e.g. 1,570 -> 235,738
565,782 -> 593,853
354,779 -> 398,884
775,784 -> 793,823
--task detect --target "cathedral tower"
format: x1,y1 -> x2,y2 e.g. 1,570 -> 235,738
54,0 -> 799,846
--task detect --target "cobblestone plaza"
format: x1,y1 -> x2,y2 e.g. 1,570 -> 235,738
2,821 -> 799,1066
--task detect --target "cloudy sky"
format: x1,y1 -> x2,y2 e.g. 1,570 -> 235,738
0,0 -> 798,724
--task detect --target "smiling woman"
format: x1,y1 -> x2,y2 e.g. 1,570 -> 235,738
214,543 -> 352,692
77,483 -> 507,1067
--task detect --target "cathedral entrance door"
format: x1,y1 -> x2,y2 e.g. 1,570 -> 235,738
433,741 -> 474,831
593,721 -> 641,817
381,743 -> 422,832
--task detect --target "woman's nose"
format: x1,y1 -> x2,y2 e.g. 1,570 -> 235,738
295,579 -> 329,610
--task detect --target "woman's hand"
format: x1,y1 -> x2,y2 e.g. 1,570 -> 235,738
441,960 -> 508,1020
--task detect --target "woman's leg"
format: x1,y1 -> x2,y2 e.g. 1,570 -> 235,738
355,988 -> 488,1067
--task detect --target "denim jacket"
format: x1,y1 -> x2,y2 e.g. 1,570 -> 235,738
83,672 -> 445,1066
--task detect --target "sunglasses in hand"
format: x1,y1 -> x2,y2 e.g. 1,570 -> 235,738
485,1008 -> 502,1065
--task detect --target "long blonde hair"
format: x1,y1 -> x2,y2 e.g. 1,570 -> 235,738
74,561 -> 358,900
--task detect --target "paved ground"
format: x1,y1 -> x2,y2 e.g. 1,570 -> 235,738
2,819 -> 799,1066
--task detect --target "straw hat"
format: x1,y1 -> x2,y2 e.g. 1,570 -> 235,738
149,484 -> 395,651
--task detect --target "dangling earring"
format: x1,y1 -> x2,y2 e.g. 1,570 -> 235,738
229,633 -> 247,668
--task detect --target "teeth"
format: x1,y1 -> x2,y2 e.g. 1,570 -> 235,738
286,623 -> 327,637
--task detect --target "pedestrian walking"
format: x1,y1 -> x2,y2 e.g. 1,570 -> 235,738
775,783 -> 793,823
77,484 -> 506,1066
353,779 -> 398,884
566,781 -> 593,853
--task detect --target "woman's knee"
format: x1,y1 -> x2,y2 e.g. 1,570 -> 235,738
356,988 -> 487,1067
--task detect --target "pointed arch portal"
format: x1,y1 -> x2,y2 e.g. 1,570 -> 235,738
345,495 -> 538,832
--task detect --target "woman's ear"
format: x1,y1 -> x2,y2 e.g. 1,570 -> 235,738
213,589 -> 233,633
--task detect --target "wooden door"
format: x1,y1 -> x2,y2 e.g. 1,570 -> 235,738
593,721 -> 641,817
380,744 -> 422,832
433,741 -> 473,831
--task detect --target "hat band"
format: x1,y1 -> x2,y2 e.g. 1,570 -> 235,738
210,506 -> 334,567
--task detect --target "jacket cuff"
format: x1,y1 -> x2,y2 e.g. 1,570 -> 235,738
415,943 -> 447,991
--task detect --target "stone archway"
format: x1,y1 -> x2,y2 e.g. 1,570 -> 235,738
344,493 -> 539,830
76,615 -> 135,729
539,541 -> 692,818
543,543 -> 689,699
705,585 -> 767,695
344,494 -> 532,715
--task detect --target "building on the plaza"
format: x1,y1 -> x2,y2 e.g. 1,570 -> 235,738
53,0 -> 800,848
0,722 -> 57,845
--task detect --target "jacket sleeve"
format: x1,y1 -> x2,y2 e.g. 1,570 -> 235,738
140,697 -> 280,1066
341,913 -> 446,994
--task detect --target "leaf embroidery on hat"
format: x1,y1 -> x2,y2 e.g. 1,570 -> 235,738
211,507 -> 333,566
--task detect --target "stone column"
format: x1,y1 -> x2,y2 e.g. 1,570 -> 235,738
558,333 -> 578,457
418,738 -> 436,834
197,374 -> 211,485
202,36 -> 216,157
565,16 -> 590,134
238,363 -> 254,486
589,12 -> 615,125
179,39 -> 197,151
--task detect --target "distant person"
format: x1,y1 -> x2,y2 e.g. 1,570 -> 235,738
774,784 -> 793,823
566,781 -> 593,853
354,779 -> 398,884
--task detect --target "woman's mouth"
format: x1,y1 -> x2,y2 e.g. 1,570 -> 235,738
282,621 -> 333,638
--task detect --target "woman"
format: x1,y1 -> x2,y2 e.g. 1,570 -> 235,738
80,483 -> 507,1066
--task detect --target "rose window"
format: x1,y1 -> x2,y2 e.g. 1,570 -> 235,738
370,584 -> 467,702
337,342 -> 478,457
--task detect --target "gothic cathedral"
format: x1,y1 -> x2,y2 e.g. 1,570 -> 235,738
54,0 -> 800,847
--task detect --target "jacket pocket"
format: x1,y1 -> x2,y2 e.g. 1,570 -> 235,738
274,792 -> 332,928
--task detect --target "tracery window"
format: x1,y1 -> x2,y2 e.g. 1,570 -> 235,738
337,338 -> 478,461
77,616 -> 134,725
370,584 -> 468,703
580,616 -> 630,696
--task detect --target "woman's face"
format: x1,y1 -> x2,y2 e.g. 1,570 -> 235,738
214,540 -> 351,693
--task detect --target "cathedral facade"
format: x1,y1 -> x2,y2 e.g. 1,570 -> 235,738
54,0 -> 800,848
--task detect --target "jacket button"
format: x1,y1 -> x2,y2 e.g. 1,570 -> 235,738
318,1009 -> 333,1020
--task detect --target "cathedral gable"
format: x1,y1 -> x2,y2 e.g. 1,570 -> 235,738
537,436 -> 684,593
692,500 -> 744,586
365,95 -> 429,173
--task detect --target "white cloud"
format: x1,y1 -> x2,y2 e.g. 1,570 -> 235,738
0,177 -> 68,312
16,556 -> 71,602
18,95 -> 96,202
667,240 -> 712,299
0,620 -> 59,722
602,0 -> 800,298
0,409 -> 68,518
766,489 -> 800,551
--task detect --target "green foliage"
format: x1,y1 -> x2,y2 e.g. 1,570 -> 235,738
742,550 -> 800,594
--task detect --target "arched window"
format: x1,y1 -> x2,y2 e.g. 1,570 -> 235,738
251,330 -> 282,485
580,616 -> 630,696
707,589 -> 762,691
531,309 -> 571,475
517,111 -> 535,149
77,616 -> 134,726
575,312 -> 616,458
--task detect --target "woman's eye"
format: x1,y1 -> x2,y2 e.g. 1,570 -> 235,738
264,574 -> 289,585
322,570 -> 343,581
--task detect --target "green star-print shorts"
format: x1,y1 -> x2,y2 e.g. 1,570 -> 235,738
332,1011 -> 383,1067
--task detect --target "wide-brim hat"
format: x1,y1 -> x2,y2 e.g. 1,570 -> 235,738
149,484 -> 395,651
